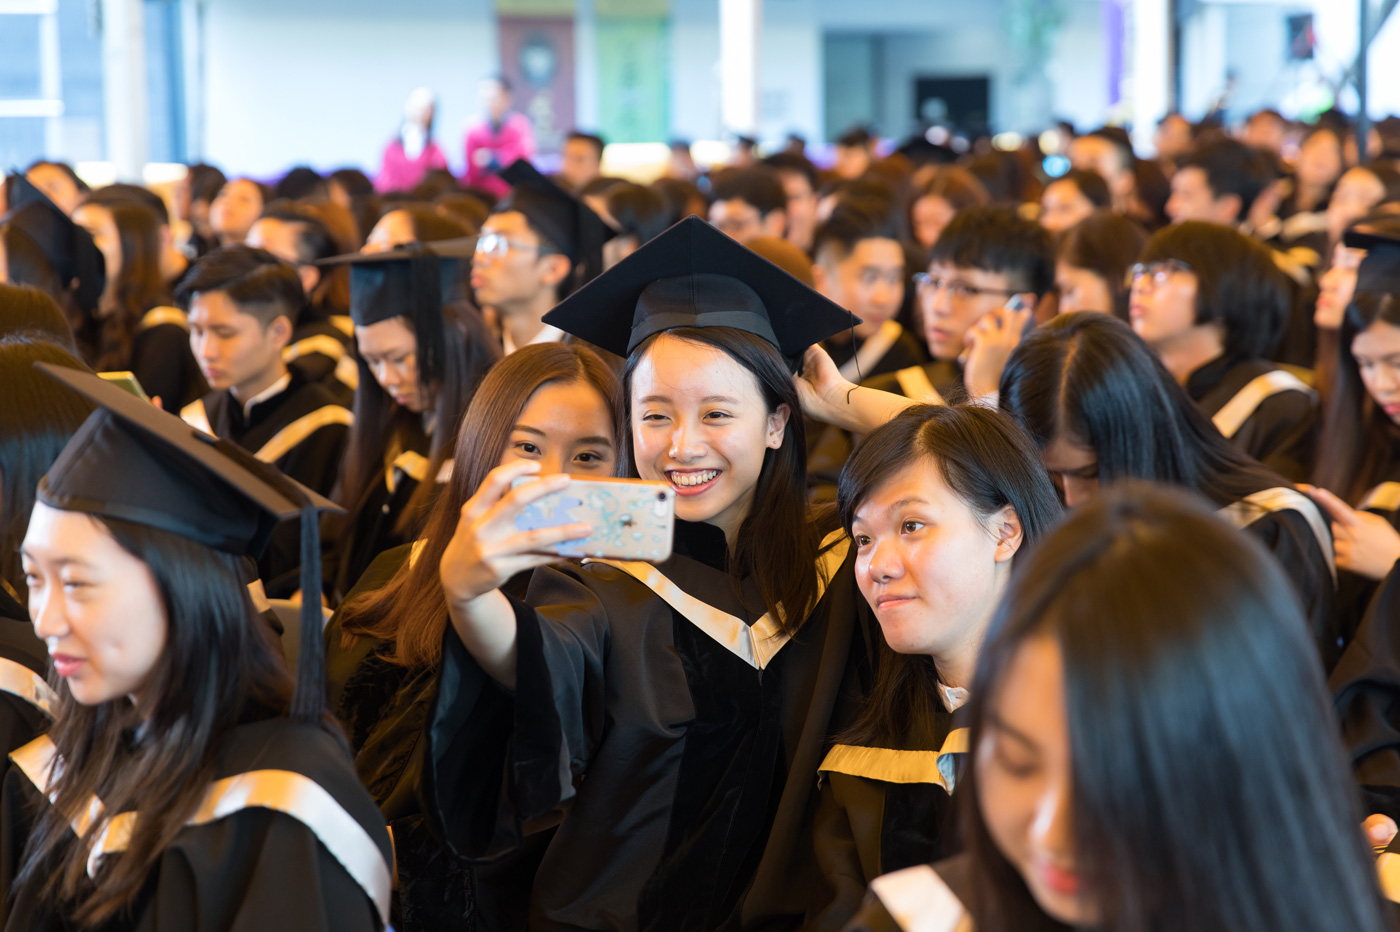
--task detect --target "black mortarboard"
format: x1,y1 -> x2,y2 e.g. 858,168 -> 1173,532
541,215 -> 859,366
497,159 -> 615,284
4,174 -> 106,317
1345,227 -> 1400,297
35,363 -> 341,723
318,238 -> 476,388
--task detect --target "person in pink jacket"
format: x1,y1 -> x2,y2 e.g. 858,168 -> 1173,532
375,87 -> 450,194
463,76 -> 536,199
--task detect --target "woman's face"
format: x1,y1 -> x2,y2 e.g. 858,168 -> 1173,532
1040,180 -> 1094,234
500,379 -> 617,475
1352,319 -> 1400,426
1297,130 -> 1343,191
26,164 -> 82,216
21,504 -> 168,707
1041,434 -> 1099,508
630,334 -> 789,541
209,179 -> 264,244
356,317 -> 423,412
1055,262 -> 1113,316
73,203 -> 122,312
977,632 -> 1098,925
1326,168 -> 1385,245
1128,263 -> 1199,351
912,195 -> 957,252
363,210 -> 417,255
851,460 -> 1019,662
1316,242 -> 1365,330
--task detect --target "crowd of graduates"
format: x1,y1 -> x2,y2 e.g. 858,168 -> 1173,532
0,98 -> 1398,931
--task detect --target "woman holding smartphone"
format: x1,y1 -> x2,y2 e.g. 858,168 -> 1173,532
424,218 -> 865,930
326,342 -> 622,931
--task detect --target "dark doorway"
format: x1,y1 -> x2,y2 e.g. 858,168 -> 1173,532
914,76 -> 990,134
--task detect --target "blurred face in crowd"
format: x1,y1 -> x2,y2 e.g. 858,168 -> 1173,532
911,194 -> 957,252
188,289 -> 291,399
560,138 -> 603,193
629,334 -> 788,543
1167,167 -> 1239,225
209,180 -> 265,245
1068,137 -> 1132,205
1352,319 -> 1400,426
834,144 -> 871,181
1316,242 -> 1365,330
1128,260 -> 1202,352
470,210 -> 569,312
480,79 -> 511,123
72,202 -> 122,313
1154,114 -> 1193,161
977,632 -> 1098,926
1296,129 -> 1344,192
362,209 -> 418,254
1040,433 -> 1099,508
1039,179 -> 1095,234
1244,113 -> 1287,155
1326,168 -> 1387,246
23,505 -> 168,707
710,198 -> 783,243
502,379 -> 617,476
1054,262 -> 1113,316
246,217 -> 320,296
356,316 -> 423,412
919,262 -> 1020,361
851,460 -> 1020,665
776,169 -> 818,251
814,237 -> 905,338
26,163 -> 82,216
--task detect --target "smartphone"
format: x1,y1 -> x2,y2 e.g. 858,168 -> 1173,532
98,371 -> 150,401
511,476 -> 675,562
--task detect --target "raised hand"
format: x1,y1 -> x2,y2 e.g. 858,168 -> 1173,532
963,305 -> 1033,399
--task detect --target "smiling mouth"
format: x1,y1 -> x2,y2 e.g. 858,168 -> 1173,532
666,468 -> 720,493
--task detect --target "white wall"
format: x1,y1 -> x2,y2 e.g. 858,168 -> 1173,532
200,0 -> 496,178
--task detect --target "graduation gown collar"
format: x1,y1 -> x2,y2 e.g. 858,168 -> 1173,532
671,518 -> 729,571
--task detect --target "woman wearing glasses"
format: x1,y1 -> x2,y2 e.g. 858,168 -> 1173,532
1128,221 -> 1318,481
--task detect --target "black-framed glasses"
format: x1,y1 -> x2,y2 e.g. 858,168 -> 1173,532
912,272 -> 1016,302
1125,259 -> 1192,290
475,232 -> 557,259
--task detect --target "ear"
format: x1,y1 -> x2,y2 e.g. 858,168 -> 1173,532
991,504 -> 1024,564
1218,193 -> 1244,224
762,209 -> 787,239
540,253 -> 572,288
765,402 -> 792,449
268,314 -> 294,347
297,264 -> 321,296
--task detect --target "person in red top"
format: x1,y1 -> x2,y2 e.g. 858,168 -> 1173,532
375,88 -> 450,194
462,76 -> 536,199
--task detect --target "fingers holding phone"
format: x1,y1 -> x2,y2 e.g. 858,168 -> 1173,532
963,298 -> 1034,398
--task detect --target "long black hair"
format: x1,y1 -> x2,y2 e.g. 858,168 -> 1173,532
959,483 -> 1388,932
1314,290 -> 1400,502
834,404 -> 1063,746
624,327 -> 822,631
0,337 -> 94,599
1000,312 -> 1284,506
18,517 -> 296,928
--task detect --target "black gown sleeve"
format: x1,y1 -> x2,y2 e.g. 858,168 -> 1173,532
1244,509 -> 1339,670
1232,390 -> 1318,483
1332,560 -> 1400,821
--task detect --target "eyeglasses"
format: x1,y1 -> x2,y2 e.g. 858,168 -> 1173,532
1126,259 -> 1193,290
475,232 -> 556,259
912,273 -> 1016,303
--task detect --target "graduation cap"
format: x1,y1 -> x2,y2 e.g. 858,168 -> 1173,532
34,363 -> 341,724
541,215 -> 859,366
4,174 -> 106,318
497,159 -> 615,285
318,238 -> 476,389
1345,226 -> 1400,297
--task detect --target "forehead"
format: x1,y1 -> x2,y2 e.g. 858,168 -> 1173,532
845,238 -> 904,267
710,198 -> 760,218
520,380 -> 613,427
188,288 -> 252,321
22,502 -> 110,555
247,218 -> 296,253
224,179 -> 260,198
72,202 -> 111,227
484,210 -> 535,238
853,459 -> 956,521
1044,178 -> 1085,202
630,334 -> 764,401
989,632 -> 1066,737
1353,319 -> 1400,355
1070,137 -> 1117,165
1172,166 -> 1209,191
354,316 -> 416,352
1041,434 -> 1096,470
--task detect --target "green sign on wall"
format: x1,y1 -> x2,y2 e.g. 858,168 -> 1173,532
595,15 -> 669,144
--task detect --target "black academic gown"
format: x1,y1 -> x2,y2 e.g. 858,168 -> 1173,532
1331,561 -> 1400,822
0,716 -> 393,932
1186,355 -> 1318,482
286,313 -> 356,407
129,309 -> 206,413
423,519 -> 863,932
326,545 -> 543,932
808,706 -> 969,932
808,359 -> 962,504
843,854 -> 1068,932
823,326 -> 928,384
0,590 -> 53,758
1335,452 -> 1400,648
186,370 -> 350,598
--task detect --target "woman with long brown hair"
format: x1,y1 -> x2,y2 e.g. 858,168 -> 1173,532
327,342 -> 621,931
